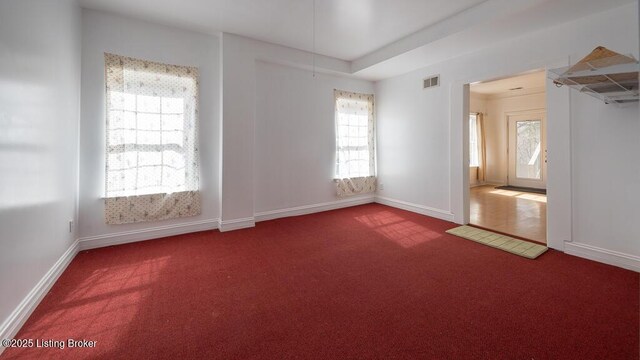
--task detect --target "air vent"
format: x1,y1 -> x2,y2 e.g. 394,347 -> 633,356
423,75 -> 440,89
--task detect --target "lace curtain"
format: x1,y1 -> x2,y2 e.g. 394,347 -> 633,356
104,53 -> 201,224
334,90 -> 376,198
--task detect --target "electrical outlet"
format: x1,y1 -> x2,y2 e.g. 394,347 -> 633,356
69,220 -> 74,233
379,183 -> 385,190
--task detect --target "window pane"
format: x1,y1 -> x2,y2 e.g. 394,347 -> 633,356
515,120 -> 541,179
162,97 -> 184,114
469,114 -> 479,167
108,110 -> 124,129
138,152 -> 161,166
162,131 -> 183,146
162,114 -> 184,131
138,130 -> 161,145
138,113 -> 161,131
137,95 -> 160,113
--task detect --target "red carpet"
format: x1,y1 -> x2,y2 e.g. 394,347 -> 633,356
2,204 -> 638,359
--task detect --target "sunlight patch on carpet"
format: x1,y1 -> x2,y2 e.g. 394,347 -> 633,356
446,225 -> 547,259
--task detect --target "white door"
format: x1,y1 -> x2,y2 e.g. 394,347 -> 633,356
507,112 -> 546,189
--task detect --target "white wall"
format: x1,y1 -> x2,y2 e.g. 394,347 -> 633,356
482,91 -> 546,184
254,61 -> 374,213
78,10 -> 221,239
0,0 -> 80,335
376,3 -> 639,259
219,33 -> 372,227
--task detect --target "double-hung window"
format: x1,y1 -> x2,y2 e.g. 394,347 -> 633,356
334,90 -> 376,197
104,53 -> 200,224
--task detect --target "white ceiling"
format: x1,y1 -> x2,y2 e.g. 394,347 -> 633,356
352,0 -> 636,79
471,71 -> 546,95
78,0 -> 487,61
78,0 -> 635,80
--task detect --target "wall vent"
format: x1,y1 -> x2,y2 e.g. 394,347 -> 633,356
423,75 -> 440,89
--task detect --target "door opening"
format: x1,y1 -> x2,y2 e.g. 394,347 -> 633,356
467,70 -> 548,244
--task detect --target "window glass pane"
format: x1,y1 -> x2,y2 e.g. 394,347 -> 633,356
110,92 -> 125,111
124,152 -> 137,169
123,129 -> 137,145
138,152 -> 161,166
137,95 -> 160,113
515,120 -> 541,179
138,113 -> 160,131
469,114 -> 479,167
108,153 -> 125,170
164,150 -> 185,169
162,131 -> 183,146
161,97 -> 184,114
162,114 -> 184,131
108,129 -> 124,146
138,130 -> 161,145
108,110 -> 124,129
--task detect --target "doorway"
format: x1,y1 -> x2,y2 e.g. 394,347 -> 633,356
467,70 -> 547,243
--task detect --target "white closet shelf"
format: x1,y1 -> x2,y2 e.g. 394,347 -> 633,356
548,47 -> 639,106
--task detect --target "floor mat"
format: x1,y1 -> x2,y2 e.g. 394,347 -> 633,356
446,225 -> 548,259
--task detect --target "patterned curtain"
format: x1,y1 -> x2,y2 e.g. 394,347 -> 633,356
334,90 -> 376,198
104,53 -> 201,224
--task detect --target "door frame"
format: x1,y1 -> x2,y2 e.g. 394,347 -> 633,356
451,58 -> 572,252
505,109 -> 547,189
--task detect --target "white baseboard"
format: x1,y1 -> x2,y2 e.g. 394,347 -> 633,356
374,196 -> 454,222
0,240 -> 79,355
254,195 -> 375,222
219,217 -> 255,232
78,218 -> 219,250
564,241 -> 640,273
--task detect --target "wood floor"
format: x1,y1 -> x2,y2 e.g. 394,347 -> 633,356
470,185 -> 546,243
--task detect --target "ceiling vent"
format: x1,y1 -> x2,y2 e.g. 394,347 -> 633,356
423,75 -> 440,89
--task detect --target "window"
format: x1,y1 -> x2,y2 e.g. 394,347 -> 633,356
335,90 -> 375,179
469,113 -> 479,167
104,53 -> 200,224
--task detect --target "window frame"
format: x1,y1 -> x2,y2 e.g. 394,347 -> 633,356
104,53 -> 200,199
334,90 -> 375,179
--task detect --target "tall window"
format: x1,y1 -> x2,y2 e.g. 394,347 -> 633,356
104,53 -> 200,224
334,90 -> 376,197
469,113 -> 479,167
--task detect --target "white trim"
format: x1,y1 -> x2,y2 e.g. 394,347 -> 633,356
374,196 -> 455,222
78,219 -> 219,250
564,242 -> 640,273
219,217 -> 255,232
0,240 -> 79,354
255,195 -> 375,222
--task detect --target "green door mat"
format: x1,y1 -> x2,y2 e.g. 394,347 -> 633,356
446,225 -> 548,259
